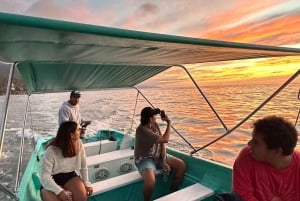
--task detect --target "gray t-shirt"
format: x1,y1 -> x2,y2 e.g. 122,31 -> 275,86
58,101 -> 82,125
134,123 -> 162,161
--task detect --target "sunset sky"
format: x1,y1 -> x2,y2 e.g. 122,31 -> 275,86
1,0 -> 300,86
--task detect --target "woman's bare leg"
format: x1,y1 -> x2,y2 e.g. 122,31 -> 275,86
64,176 -> 87,201
41,188 -> 61,201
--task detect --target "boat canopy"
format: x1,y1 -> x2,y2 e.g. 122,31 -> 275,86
0,12 -> 300,94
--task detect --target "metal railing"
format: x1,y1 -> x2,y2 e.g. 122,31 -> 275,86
0,62 -> 19,200
133,67 -> 299,155
133,87 -> 197,152
14,96 -> 30,193
295,88 -> 300,126
191,69 -> 300,154
0,63 -> 16,158
0,184 -> 18,200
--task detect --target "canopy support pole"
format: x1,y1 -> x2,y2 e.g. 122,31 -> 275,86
295,88 -> 300,126
0,62 -> 16,158
191,69 -> 300,154
133,87 -> 196,152
177,65 -> 228,131
129,91 -> 140,133
0,183 -> 18,200
14,95 -> 30,193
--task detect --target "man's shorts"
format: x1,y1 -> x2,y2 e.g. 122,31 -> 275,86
135,154 -> 172,174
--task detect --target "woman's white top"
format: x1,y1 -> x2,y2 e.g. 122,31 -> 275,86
40,140 -> 91,195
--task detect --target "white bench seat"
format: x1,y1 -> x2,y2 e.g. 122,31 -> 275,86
92,171 -> 141,195
92,170 -> 163,195
86,148 -> 134,166
154,183 -> 214,201
83,140 -> 117,156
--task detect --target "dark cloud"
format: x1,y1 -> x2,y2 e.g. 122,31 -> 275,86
138,3 -> 159,16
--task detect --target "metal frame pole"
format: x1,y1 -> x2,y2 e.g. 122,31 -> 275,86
295,88 -> 300,126
133,87 -> 196,151
177,65 -> 228,131
191,69 -> 300,154
14,95 -> 30,193
0,62 -> 16,158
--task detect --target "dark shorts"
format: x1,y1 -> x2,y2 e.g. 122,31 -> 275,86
40,171 -> 78,190
52,171 -> 78,186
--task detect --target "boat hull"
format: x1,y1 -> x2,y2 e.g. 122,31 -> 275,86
17,129 -> 232,201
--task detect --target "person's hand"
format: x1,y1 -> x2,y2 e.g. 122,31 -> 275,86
86,186 -> 93,196
163,162 -> 171,173
84,120 -> 91,125
58,190 -> 72,201
161,115 -> 170,124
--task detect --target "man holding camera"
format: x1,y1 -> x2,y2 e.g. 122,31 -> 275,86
134,107 -> 186,201
58,90 -> 91,138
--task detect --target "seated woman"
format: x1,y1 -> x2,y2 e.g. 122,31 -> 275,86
40,121 -> 93,201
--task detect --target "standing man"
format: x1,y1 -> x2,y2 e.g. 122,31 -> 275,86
233,115 -> 300,201
134,107 -> 186,201
58,90 -> 91,138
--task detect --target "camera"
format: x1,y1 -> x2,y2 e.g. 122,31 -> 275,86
160,110 -> 166,118
80,122 -> 87,128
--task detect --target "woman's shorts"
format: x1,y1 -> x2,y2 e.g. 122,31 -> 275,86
40,171 -> 78,190
52,171 -> 78,186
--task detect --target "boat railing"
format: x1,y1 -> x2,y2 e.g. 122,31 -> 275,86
0,62 -> 20,200
177,65 -> 229,131
14,96 -> 31,193
0,62 -> 16,157
133,87 -> 197,152
191,69 -> 300,154
132,63 -> 235,152
134,67 -> 299,155
0,183 -> 18,200
295,88 -> 300,126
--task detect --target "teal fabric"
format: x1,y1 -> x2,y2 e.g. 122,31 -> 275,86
1,12 -> 300,94
17,63 -> 170,94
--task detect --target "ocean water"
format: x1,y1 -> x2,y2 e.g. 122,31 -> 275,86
0,81 -> 299,199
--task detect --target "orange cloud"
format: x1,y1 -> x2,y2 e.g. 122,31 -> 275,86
199,1 -> 300,46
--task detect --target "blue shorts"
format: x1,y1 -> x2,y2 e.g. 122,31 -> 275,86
135,154 -> 171,174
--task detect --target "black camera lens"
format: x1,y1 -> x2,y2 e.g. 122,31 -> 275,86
160,110 -> 166,118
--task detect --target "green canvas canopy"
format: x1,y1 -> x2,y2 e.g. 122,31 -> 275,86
0,12 -> 300,94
